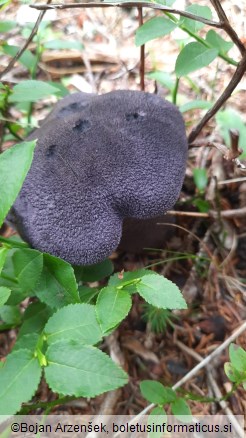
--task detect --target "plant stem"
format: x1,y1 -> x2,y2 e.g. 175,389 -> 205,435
164,11 -> 237,66
172,76 -> 179,105
19,396 -> 75,414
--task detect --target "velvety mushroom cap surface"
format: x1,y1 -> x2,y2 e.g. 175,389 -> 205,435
8,90 -> 188,265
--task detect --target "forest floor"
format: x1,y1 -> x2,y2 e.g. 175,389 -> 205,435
0,0 -> 246,425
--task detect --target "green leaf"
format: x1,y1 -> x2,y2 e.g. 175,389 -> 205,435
13,249 -> 43,292
9,80 -> 60,103
0,21 -> 16,32
148,71 -> 175,91
135,17 -> 176,46
0,349 -> 42,415
137,274 -> 187,309
0,305 -> 21,325
180,5 -> 212,33
171,398 -> 192,422
0,0 -> 10,7
13,333 -> 39,353
224,362 -> 240,383
193,168 -> 208,191
140,380 -> 176,405
96,286 -> 132,334
18,302 -> 53,337
45,303 -> 102,345
44,39 -> 84,50
0,286 -> 11,306
45,340 -> 128,397
148,406 -> 167,438
175,42 -> 218,77
35,254 -> 80,309
74,259 -> 114,282
229,344 -> 246,373
216,109 -> 246,158
206,30 -> 233,53
109,269 -> 154,292
0,140 -> 36,227
179,100 -> 212,113
78,285 -> 98,303
2,45 -> 36,71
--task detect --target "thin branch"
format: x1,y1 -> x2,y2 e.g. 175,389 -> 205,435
138,7 -> 145,91
167,206 -> 246,219
30,2 -> 222,28
210,0 -> 245,56
0,0 -> 52,80
188,51 -> 246,144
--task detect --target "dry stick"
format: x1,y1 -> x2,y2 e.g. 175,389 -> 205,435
129,321 -> 246,421
0,0 -> 51,80
176,340 -> 244,438
210,0 -> 245,56
30,2 -> 222,28
167,206 -> 246,219
138,7 -> 145,92
188,51 -> 246,144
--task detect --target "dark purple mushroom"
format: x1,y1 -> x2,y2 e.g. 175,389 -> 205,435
7,90 -> 187,265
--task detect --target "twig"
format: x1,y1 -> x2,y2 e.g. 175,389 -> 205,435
167,207 -> 246,219
138,7 -> 145,92
30,2 -> 222,28
188,51 -> 246,144
0,0 -> 52,80
210,0 -> 245,56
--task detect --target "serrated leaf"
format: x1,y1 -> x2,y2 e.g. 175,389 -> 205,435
136,274 -> 187,309
45,303 -> 102,345
96,286 -> 131,334
135,17 -> 176,46
0,287 -> 10,306
0,349 -> 42,415
180,5 -> 212,33
140,380 -> 176,405
171,398 -> 192,422
229,344 -> 246,373
206,30 -> 233,53
148,406 -> 167,438
0,305 -> 21,324
45,340 -> 128,397
78,285 -> 98,303
35,254 -> 80,309
0,247 -> 8,275
109,269 -> 154,292
18,302 -> 53,337
13,333 -> 39,352
175,42 -> 218,77
0,141 -> 36,227
74,259 -> 113,282
13,248 -> 43,292
9,80 -> 60,103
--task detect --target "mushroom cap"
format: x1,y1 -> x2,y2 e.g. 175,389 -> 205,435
8,90 -> 188,265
